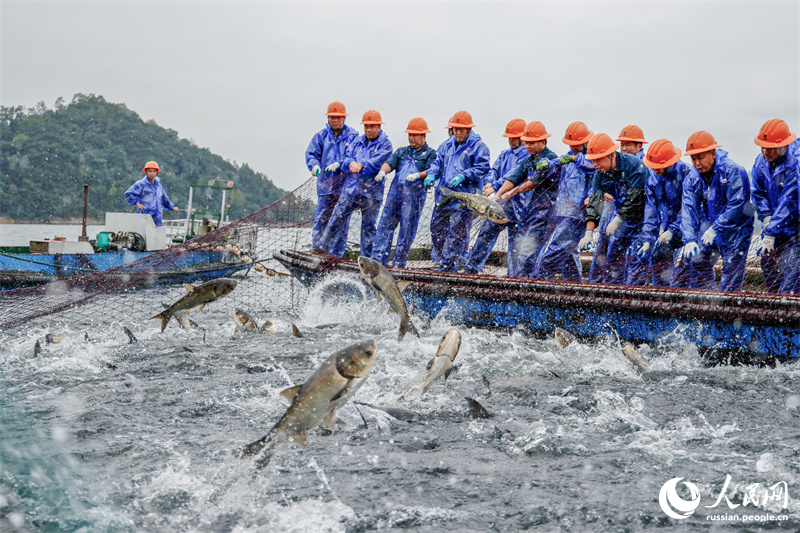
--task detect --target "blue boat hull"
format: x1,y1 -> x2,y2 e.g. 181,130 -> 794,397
274,249 -> 800,361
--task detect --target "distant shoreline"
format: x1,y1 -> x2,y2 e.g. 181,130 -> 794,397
0,217 -> 105,225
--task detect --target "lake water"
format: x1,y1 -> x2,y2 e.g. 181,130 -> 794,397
1,225 -> 799,532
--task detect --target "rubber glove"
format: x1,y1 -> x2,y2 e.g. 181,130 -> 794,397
636,241 -> 651,261
375,170 -> 386,183
758,235 -> 775,256
606,215 -> 623,237
578,230 -> 595,252
536,160 -> 550,171
311,165 -> 321,177
424,174 -> 436,188
558,155 -> 575,165
658,230 -> 673,245
701,227 -> 717,247
325,162 -> 340,173
449,174 -> 465,188
406,172 -> 421,182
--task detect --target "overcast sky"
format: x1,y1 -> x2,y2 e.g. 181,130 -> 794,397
2,1 -> 799,192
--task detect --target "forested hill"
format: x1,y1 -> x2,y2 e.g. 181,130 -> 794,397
0,94 -> 286,223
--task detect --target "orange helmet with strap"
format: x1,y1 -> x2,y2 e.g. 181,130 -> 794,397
585,133 -> 620,160
142,161 -> 161,173
326,101 -> 348,117
502,118 -> 526,138
405,117 -> 431,134
754,119 -> 796,148
643,139 -> 682,170
360,110 -> 384,125
563,121 -> 593,146
448,111 -> 474,128
684,131 -> 722,155
521,121 -> 551,142
616,124 -> 647,143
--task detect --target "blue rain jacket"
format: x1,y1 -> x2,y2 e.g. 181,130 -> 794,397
681,149 -> 754,245
428,131 -> 491,199
553,150 -> 594,220
586,152 -> 648,225
751,146 -> 799,238
487,145 -> 528,191
641,159 -> 696,243
124,176 -> 176,227
340,130 -> 393,201
504,146 -> 559,208
305,123 -> 359,196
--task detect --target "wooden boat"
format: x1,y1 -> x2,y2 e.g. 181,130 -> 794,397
274,248 -> 800,363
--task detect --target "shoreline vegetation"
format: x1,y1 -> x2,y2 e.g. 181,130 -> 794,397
1,93 -> 286,224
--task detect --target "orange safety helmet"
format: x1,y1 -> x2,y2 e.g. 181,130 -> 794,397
563,121 -> 593,146
684,131 -> 722,156
521,121 -> 551,142
643,139 -> 682,170
326,101 -> 348,117
448,111 -> 475,129
360,110 -> 384,125
754,119 -> 797,148
616,125 -> 647,144
142,161 -> 161,173
405,117 -> 431,134
585,133 -> 620,160
502,118 -> 526,138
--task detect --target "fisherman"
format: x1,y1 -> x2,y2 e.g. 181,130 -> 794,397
320,110 -> 393,258
305,101 -> 359,256
678,131 -> 755,292
494,121 -> 559,277
124,161 -> 180,227
750,119 -> 800,293
587,125 -> 648,283
533,121 -> 595,282
637,139 -> 697,287
462,118 -> 528,274
423,111 -> 491,272
578,133 -> 649,285
371,117 -> 437,268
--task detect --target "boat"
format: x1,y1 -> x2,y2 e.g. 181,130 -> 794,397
274,248 -> 800,363
0,182 -> 253,290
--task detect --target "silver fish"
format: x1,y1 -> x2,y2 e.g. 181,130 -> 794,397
260,319 -> 277,334
357,256 -> 418,341
623,343 -> 650,372
238,340 -> 378,472
438,186 -> 509,224
232,307 -> 258,332
151,278 -> 237,332
397,329 -> 461,398
554,327 -> 576,349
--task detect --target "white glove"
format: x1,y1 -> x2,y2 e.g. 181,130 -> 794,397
325,162 -> 340,173
606,215 -> 623,237
636,241 -> 651,260
678,241 -> 700,265
579,230 -> 595,252
375,170 -> 386,183
658,230 -> 673,245
758,235 -> 775,256
761,216 -> 772,233
311,165 -> 321,177
406,172 -> 421,182
701,227 -> 717,247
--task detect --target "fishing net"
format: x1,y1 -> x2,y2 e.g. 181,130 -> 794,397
0,172 -> 773,332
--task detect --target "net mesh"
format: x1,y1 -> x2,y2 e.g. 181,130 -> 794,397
0,174 -> 773,332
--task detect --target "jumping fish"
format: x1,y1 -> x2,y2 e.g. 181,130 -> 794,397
173,309 -> 199,330
291,324 -> 304,338
438,186 -> 509,225
151,278 -> 237,332
123,327 -> 137,344
232,307 -> 259,332
554,327 -> 576,349
261,319 -> 277,333
357,256 -> 419,341
622,343 -> 650,372
396,329 -> 461,399
465,397 -> 492,419
352,401 -> 423,422
238,340 -> 378,472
